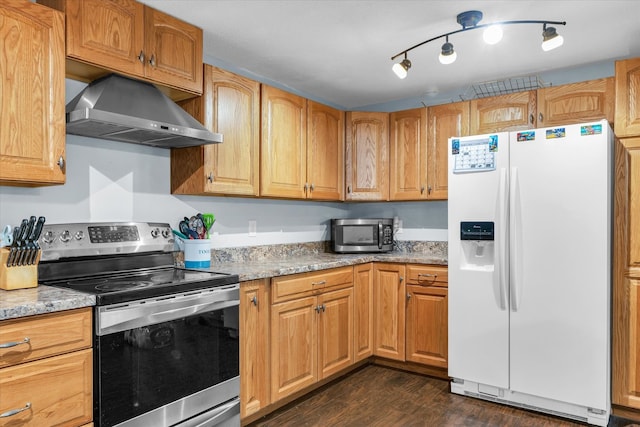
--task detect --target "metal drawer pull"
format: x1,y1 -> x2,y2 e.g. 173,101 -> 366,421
311,280 -> 326,285
0,337 -> 30,349
251,296 -> 258,306
418,273 -> 437,278
1,402 -> 31,418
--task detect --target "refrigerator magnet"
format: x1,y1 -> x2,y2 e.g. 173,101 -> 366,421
581,124 -> 603,135
452,139 -> 460,154
517,131 -> 535,142
546,128 -> 566,139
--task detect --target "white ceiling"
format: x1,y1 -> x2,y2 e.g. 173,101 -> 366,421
140,0 -> 640,110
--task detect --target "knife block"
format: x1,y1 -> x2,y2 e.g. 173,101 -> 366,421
0,247 -> 40,290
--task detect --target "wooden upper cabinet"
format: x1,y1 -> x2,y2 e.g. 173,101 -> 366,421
42,0 -> 203,98
537,77 -> 614,127
0,0 -> 66,186
615,58 -> 640,137
261,85 -> 307,198
307,101 -> 344,200
345,111 -> 389,201
390,108 -> 428,200
172,65 -> 260,196
470,91 -> 536,134
427,101 -> 469,200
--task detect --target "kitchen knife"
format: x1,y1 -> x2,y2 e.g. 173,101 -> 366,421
28,216 -> 46,265
17,216 -> 35,266
7,219 -> 28,267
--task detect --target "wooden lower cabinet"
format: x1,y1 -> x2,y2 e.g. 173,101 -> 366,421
354,263 -> 374,361
240,279 -> 270,419
270,268 -> 354,402
406,285 -> 448,368
0,308 -> 93,426
373,263 -> 406,361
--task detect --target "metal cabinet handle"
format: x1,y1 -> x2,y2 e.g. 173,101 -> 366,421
310,183 -> 315,191
322,304 -> 325,312
427,185 -> 432,195
311,280 -> 326,286
207,172 -> 214,183
251,296 -> 258,306
304,183 -> 309,192
418,273 -> 437,278
0,402 -> 31,418
529,113 -> 534,124
57,155 -> 65,171
539,112 -> 543,122
137,50 -> 145,63
315,305 -> 321,313
0,337 -> 30,349
399,276 -> 404,282
149,54 -> 156,67
406,293 -> 411,301
421,185 -> 425,194
347,185 -> 351,193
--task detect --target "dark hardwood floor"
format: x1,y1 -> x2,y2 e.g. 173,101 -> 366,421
249,365 -> 639,427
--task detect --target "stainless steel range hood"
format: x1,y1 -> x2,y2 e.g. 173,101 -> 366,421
66,74 -> 222,148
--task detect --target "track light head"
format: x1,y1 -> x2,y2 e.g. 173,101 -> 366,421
541,24 -> 564,51
439,38 -> 457,65
392,56 -> 412,79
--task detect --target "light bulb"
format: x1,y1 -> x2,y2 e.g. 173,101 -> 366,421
483,25 -> 503,44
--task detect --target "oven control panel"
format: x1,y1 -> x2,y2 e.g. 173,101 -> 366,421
39,222 -> 174,261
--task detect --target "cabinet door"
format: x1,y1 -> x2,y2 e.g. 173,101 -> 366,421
0,349 -> 93,426
172,66 -> 260,196
307,101 -> 344,200
345,111 -> 389,200
318,287 -> 353,379
240,279 -> 270,419
64,0 -> 145,78
427,101 -> 469,200
390,108 -> 428,200
271,296 -> 317,401
373,263 -> 405,361
354,263 -> 374,362
261,85 -> 307,198
470,91 -> 536,134
406,285 -> 448,368
144,5 -> 203,94
615,58 -> 640,137
537,77 -> 614,127
0,0 -> 66,186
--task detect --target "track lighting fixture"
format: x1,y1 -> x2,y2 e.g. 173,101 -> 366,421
391,10 -> 566,78
392,53 -> 412,79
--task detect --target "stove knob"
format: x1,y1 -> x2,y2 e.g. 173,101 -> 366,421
151,228 -> 160,238
75,230 -> 84,240
161,228 -> 170,238
42,230 -> 55,244
60,230 -> 71,243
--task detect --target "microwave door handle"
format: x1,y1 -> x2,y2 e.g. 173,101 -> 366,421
378,222 -> 383,250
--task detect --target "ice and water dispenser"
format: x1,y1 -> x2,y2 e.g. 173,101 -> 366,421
459,221 -> 495,270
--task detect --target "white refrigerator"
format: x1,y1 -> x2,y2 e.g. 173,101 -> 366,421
447,120 -> 612,426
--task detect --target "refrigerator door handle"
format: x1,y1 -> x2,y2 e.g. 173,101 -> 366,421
496,167 -> 509,310
509,167 -> 522,311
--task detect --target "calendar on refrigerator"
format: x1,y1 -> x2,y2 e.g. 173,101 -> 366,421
452,135 -> 497,173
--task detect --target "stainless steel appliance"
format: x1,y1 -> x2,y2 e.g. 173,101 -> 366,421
330,218 -> 394,253
38,222 -> 240,427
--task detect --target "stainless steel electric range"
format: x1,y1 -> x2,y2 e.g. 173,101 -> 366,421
38,222 -> 240,427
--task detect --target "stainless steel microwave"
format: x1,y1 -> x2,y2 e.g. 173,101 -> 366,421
331,218 -> 394,253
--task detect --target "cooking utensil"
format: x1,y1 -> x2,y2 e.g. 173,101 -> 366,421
202,213 -> 215,239
178,220 -> 199,239
0,225 -> 12,248
7,219 -> 28,267
17,216 -> 36,266
27,216 -> 46,265
172,229 -> 188,240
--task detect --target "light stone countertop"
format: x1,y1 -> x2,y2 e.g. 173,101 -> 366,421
0,250 -> 446,321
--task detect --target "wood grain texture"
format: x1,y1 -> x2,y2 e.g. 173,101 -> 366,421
0,0 -> 65,186
373,263 -> 405,361
317,287 -> 353,379
406,264 -> 448,287
615,58 -> 640,137
0,307 -> 92,368
537,77 -> 615,127
389,108 -> 428,200
427,101 -> 469,200
406,284 -> 448,368
261,85 -> 307,198
470,90 -> 536,133
345,111 -> 389,200
353,263 -> 374,362
240,279 -> 271,418
271,267 -> 353,304
306,101 -> 344,201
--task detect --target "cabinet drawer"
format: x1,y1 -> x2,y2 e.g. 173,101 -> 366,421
0,348 -> 93,426
406,265 -> 448,287
272,267 -> 353,303
0,308 -> 92,368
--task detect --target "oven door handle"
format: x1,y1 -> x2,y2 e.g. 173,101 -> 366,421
97,286 -> 240,336
176,397 -> 240,427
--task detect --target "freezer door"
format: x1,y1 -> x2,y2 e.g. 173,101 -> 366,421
448,132 -> 510,388
508,121 -> 611,410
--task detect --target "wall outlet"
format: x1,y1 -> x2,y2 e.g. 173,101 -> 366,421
248,220 -> 257,237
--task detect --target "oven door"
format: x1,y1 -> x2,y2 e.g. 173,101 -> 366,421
95,284 -> 240,427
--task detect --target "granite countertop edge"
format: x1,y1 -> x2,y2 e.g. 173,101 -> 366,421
1,253 -> 446,321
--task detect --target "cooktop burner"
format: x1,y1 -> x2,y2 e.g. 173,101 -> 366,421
43,267 -> 239,306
